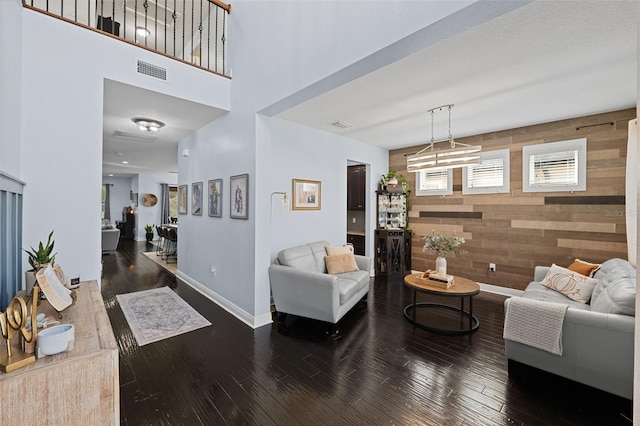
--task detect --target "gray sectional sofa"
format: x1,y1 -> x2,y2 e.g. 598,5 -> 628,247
504,258 -> 636,399
268,241 -> 372,330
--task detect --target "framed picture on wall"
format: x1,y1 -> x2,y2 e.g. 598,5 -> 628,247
292,179 -> 321,210
178,184 -> 188,215
230,174 -> 248,219
192,182 -> 203,215
208,179 -> 223,218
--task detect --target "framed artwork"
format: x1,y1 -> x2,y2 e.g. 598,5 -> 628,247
192,182 -> 203,215
178,184 -> 188,215
208,179 -> 223,218
230,174 -> 249,219
293,179 -> 321,210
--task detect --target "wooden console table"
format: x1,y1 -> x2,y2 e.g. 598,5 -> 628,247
0,281 -> 119,424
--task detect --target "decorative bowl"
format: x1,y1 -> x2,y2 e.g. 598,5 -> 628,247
37,324 -> 75,358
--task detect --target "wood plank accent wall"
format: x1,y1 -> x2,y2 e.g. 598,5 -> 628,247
389,108 -> 635,291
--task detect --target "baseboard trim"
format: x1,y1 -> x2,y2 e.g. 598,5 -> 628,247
176,271 -> 273,329
409,270 -> 523,298
478,282 -> 523,297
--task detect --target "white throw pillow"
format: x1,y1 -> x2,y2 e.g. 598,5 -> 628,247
541,264 -> 599,304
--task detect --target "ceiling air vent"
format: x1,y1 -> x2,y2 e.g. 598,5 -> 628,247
137,60 -> 167,81
114,130 -> 158,143
331,120 -> 352,129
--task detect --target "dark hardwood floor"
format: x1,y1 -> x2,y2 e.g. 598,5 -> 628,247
102,239 -> 632,425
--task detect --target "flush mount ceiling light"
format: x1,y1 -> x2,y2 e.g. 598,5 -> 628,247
407,104 -> 482,173
136,27 -> 150,38
132,117 -> 165,133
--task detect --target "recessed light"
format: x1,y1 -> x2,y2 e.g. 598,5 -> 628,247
108,174 -> 114,177
122,161 -> 129,164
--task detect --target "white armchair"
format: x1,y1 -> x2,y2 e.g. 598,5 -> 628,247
101,228 -> 120,254
269,241 -> 371,333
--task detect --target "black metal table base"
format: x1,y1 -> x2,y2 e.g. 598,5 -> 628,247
404,299 -> 479,335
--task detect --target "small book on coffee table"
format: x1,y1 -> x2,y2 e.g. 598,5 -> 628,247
418,270 -> 454,288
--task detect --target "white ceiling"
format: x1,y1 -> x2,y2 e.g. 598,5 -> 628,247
102,1 -> 638,177
102,79 -> 225,177
276,1 -> 638,150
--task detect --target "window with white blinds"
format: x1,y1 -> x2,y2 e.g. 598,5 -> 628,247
463,149 -> 510,194
529,150 -> 578,186
415,169 -> 452,196
522,138 -> 587,193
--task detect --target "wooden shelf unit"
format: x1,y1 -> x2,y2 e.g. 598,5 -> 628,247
0,281 -> 119,424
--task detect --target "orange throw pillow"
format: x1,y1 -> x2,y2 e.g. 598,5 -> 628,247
325,253 -> 359,274
325,245 -> 354,256
567,259 -> 601,277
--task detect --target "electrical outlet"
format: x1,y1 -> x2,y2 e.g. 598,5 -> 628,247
352,217 -> 356,224
489,263 -> 496,272
210,265 -> 216,276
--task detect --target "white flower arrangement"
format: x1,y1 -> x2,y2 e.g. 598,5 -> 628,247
422,230 -> 466,258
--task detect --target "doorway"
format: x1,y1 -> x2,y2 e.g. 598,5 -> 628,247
346,162 -> 367,255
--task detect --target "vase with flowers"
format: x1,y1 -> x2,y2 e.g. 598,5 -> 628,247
422,230 -> 466,276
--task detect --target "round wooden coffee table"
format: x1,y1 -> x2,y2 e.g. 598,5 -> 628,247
403,273 -> 480,335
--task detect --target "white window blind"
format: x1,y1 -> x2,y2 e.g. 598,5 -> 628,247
416,169 -> 452,196
463,149 -> 510,195
420,170 -> 448,191
468,158 -> 503,188
529,150 -> 578,186
522,138 -> 586,193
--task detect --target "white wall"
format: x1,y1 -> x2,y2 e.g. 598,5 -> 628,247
232,1 -> 476,113
177,108 -> 258,319
268,118 -> 388,258
15,0 -> 529,326
19,8 -> 230,284
0,0 -> 22,177
633,8 -> 640,420
176,1 -> 493,326
134,172 -> 177,240
102,176 -> 132,222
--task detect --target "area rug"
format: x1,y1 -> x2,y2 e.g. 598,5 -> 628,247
116,287 -> 211,346
142,251 -> 177,275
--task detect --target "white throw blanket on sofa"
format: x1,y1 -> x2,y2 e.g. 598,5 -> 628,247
503,297 -> 568,355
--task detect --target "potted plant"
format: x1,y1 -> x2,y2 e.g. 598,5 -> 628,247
380,171 -> 409,193
145,225 -> 154,242
23,230 -> 57,292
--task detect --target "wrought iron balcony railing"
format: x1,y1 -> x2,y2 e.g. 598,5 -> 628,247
23,0 -> 231,77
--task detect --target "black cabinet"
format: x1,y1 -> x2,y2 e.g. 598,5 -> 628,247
120,213 -> 135,239
347,165 -> 366,210
347,234 -> 365,255
375,229 -> 411,276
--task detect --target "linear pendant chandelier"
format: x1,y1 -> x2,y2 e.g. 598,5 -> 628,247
407,104 -> 482,173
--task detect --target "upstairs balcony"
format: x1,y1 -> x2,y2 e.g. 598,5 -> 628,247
23,0 -> 231,77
